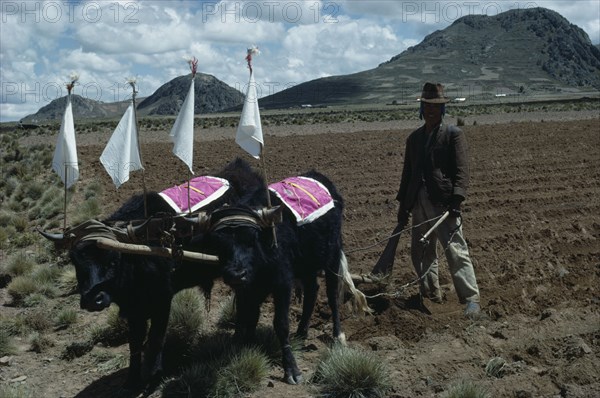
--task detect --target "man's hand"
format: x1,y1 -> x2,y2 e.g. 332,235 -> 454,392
449,195 -> 463,218
397,208 -> 409,227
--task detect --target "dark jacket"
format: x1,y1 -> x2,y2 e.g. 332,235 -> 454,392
396,123 -> 469,212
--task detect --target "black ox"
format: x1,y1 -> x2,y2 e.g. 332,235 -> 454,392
187,167 -> 362,384
41,159 -> 264,394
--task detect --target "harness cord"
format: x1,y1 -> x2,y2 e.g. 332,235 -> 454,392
359,214 -> 462,300
345,213 -> 447,255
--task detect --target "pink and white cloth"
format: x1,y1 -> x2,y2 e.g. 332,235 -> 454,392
269,176 -> 334,225
159,176 -> 229,214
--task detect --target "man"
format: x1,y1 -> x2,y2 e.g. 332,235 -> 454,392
396,82 -> 481,318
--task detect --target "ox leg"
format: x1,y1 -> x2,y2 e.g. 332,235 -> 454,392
273,286 -> 302,384
122,316 -> 146,393
295,275 -> 318,340
142,301 -> 171,392
234,290 -> 261,343
325,268 -> 345,344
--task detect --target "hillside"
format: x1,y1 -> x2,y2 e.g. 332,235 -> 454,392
260,7 -> 600,108
137,73 -> 244,116
21,73 -> 244,122
20,95 -> 129,123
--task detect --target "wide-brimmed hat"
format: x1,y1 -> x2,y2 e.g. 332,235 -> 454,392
419,82 -> 450,104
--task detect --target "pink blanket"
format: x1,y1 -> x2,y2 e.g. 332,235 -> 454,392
159,176 -> 230,214
269,176 -> 334,225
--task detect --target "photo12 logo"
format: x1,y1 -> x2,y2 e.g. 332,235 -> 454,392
1,80 -> 140,105
201,1 -> 340,24
1,1 -> 139,24
400,1 -> 539,23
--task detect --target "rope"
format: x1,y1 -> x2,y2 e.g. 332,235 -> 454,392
345,213 -> 447,254
352,214 -> 463,300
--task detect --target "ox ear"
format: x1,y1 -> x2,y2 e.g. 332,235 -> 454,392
255,206 -> 283,227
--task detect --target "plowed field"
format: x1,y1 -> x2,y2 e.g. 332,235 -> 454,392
4,115 -> 600,397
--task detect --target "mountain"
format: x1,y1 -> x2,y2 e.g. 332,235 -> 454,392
22,73 -> 244,122
260,7 -> 600,108
20,95 -> 128,123
137,73 -> 244,116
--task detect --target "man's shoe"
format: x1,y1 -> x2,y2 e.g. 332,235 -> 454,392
464,302 -> 481,318
429,289 -> 443,304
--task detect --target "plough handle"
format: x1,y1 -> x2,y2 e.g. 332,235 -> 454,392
419,211 -> 450,244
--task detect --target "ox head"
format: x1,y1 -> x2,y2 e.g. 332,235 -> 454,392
186,206 -> 282,287
40,226 -> 127,311
39,221 -> 148,312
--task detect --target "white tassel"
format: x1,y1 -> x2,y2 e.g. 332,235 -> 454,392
339,251 -> 373,315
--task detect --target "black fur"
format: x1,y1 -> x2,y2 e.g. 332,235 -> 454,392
194,168 -> 346,385
66,158 -> 264,395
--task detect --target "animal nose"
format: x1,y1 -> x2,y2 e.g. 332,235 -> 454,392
95,292 -> 109,307
232,269 -> 247,281
226,268 -> 247,284
81,291 -> 111,311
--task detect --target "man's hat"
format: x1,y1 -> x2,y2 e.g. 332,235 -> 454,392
419,82 -> 450,104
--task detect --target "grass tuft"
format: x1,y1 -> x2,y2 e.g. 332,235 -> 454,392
29,331 -> 55,353
58,267 -> 78,295
167,288 -> 206,343
55,308 -> 78,329
92,349 -> 128,374
446,379 -> 491,398
213,347 -> 271,397
160,362 -> 216,398
485,356 -> 506,378
7,275 -> 39,305
71,198 -> 101,225
0,384 -> 33,398
23,308 -> 52,332
90,305 -> 129,346
313,344 -> 391,398
0,327 -> 16,356
4,252 -> 36,277
217,295 -> 236,329
22,293 -> 47,307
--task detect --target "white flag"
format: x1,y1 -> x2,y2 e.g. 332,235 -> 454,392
100,102 -> 143,188
52,96 -> 79,188
170,78 -> 195,173
236,71 -> 263,159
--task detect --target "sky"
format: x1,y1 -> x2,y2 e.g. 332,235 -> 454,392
1,0 -> 599,122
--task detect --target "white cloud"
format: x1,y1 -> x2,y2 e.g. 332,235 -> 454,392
1,0 -> 598,122
57,48 -> 127,73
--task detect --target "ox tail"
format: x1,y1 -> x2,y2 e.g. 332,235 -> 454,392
339,251 -> 373,314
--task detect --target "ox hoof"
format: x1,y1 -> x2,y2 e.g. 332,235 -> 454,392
284,370 -> 303,385
334,332 -> 347,346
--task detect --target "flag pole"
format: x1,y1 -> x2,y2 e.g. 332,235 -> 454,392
259,144 -> 278,247
187,63 -> 197,216
130,81 -> 148,218
63,82 -> 74,231
63,163 -> 68,231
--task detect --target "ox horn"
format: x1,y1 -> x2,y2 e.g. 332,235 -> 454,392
38,230 -> 64,242
37,228 -> 75,250
255,206 -> 283,227
95,238 -> 219,264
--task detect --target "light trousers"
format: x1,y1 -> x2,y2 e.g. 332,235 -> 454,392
411,187 -> 480,303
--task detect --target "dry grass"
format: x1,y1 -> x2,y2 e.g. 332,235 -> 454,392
446,379 -> 491,398
312,344 -> 391,398
213,347 -> 271,397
